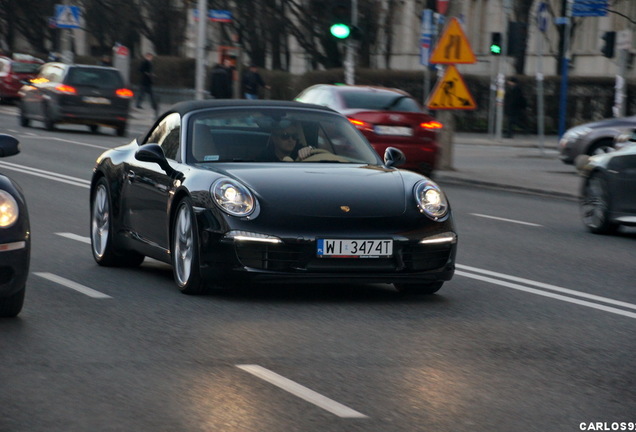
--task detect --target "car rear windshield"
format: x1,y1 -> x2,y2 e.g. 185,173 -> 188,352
66,68 -> 124,88
342,92 -> 421,112
12,62 -> 41,74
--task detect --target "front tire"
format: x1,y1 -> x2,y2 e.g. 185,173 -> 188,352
116,123 -> 127,137
172,198 -> 207,294
580,173 -> 619,235
19,107 -> 29,127
91,177 -> 145,266
43,107 -> 55,131
394,281 -> 444,295
0,287 -> 25,318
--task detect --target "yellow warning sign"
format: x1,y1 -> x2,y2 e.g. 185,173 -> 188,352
429,17 -> 476,64
426,65 -> 476,110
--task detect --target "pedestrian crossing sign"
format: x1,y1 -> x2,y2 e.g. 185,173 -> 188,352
55,5 -> 81,29
429,17 -> 476,64
426,65 -> 476,110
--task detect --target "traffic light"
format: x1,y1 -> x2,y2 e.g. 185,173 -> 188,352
330,23 -> 351,39
329,1 -> 351,39
507,22 -> 526,56
490,32 -> 502,55
601,31 -> 616,58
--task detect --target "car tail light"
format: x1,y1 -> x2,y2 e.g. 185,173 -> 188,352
116,88 -> 134,98
348,118 -> 373,131
421,120 -> 443,130
55,84 -> 77,94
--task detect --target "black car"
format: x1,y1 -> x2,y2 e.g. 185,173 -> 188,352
90,100 -> 457,295
18,62 -> 133,136
579,129 -> 636,234
0,134 -> 30,317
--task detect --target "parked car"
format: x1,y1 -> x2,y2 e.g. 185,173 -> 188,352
579,128 -> 636,234
295,85 -> 443,176
18,62 -> 133,136
0,134 -> 30,317
90,100 -> 457,295
0,54 -> 43,103
559,115 -> 636,165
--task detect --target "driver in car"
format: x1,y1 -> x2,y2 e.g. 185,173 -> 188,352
261,121 -> 314,162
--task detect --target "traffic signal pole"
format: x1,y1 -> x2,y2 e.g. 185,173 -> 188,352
195,0 -> 208,100
344,0 -> 358,85
495,0 -> 512,141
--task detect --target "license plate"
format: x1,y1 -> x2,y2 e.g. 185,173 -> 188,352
82,96 -> 111,105
375,125 -> 413,136
317,239 -> 393,258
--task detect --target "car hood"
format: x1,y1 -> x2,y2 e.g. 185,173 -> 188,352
218,164 -> 408,217
584,115 -> 636,129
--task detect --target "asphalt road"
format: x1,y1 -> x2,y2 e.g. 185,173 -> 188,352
1,107 -> 634,432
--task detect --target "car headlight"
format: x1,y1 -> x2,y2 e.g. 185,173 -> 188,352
211,179 -> 255,217
414,180 -> 448,220
0,190 -> 19,228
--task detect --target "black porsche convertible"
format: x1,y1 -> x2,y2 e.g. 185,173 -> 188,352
90,100 -> 457,295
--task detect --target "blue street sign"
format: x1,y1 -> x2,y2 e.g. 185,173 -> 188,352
420,9 -> 433,66
54,4 -> 81,29
572,0 -> 607,17
210,10 -> 232,22
537,2 -> 548,33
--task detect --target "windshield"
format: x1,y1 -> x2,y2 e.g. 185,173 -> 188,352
341,91 -> 421,112
187,107 -> 382,165
66,68 -> 124,88
12,62 -> 41,74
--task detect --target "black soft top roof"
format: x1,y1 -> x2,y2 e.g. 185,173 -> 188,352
166,99 -> 335,116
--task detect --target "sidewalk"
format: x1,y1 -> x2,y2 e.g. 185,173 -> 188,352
436,132 -> 581,200
129,106 -> 581,200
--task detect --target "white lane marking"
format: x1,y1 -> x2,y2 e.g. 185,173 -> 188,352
55,231 -> 636,319
57,232 -> 91,244
237,364 -> 368,419
457,264 -> 636,311
29,136 -> 110,150
0,161 -> 90,188
456,270 -> 636,320
470,213 -> 542,227
34,272 -> 112,299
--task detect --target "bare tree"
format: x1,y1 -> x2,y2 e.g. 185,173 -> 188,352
1,0 -> 58,55
80,0 -> 142,56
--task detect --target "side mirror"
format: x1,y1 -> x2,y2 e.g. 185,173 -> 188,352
0,134 -> 20,158
135,143 -> 183,180
384,146 -> 405,168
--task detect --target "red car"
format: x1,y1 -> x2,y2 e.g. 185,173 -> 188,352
295,85 -> 442,176
0,54 -> 44,102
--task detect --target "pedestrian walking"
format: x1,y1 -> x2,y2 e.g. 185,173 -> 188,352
242,65 -> 270,100
504,76 -> 528,138
136,52 -> 158,113
209,58 -> 233,99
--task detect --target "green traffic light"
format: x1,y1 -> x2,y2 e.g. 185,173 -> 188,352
330,23 -> 351,39
490,44 -> 501,55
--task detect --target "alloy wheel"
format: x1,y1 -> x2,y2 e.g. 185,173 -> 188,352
91,184 -> 110,259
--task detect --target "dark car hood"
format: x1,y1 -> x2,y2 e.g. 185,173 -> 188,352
218,164 -> 408,217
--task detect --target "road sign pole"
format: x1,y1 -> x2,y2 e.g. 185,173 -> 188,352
558,0 -> 574,138
536,2 -> 547,153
